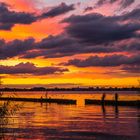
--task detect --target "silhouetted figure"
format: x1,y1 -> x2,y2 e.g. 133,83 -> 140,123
101,93 -> 106,105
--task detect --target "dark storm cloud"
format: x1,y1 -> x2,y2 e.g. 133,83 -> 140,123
0,35 -> 85,59
21,35 -> 118,59
63,13 -> 103,23
95,0 -> 117,7
63,13 -> 140,44
122,8 -> 140,20
0,23 -> 14,30
84,7 -> 93,12
0,8 -> 140,59
121,65 -> 140,73
0,35 -> 115,59
0,2 -> 75,30
62,54 -> 140,67
0,38 -> 35,59
0,62 -> 68,75
95,0 -> 135,9
40,3 -> 75,18
122,42 -> 140,51
120,0 -> 135,9
0,35 -> 139,60
0,3 -> 37,30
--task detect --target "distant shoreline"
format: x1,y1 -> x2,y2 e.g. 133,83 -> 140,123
0,87 -> 140,92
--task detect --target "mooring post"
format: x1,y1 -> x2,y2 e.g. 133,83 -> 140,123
115,93 -> 118,106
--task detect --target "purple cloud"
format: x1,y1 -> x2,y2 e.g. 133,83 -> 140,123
0,2 -> 75,30
40,2 -> 75,18
0,3 -> 37,30
95,0 -> 135,9
62,54 -> 140,67
121,65 -> 140,73
0,62 -> 68,75
0,8 -> 140,60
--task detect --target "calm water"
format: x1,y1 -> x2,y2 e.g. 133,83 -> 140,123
0,91 -> 140,140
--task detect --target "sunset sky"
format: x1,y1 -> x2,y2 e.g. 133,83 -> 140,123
0,0 -> 140,87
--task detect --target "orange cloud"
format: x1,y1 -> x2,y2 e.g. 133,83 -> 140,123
0,0 -> 45,12
0,18 -> 64,41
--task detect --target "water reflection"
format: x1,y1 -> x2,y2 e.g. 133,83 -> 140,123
101,104 -> 106,118
0,91 -> 140,140
0,101 -> 139,139
138,109 -> 140,128
114,105 -> 119,118
101,104 -> 119,119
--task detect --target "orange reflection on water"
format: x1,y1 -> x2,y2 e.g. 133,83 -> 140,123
0,100 -> 139,140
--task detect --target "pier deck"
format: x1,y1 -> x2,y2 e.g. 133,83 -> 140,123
85,99 -> 140,107
0,97 -> 77,105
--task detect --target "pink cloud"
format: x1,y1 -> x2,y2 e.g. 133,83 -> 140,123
0,0 -> 45,12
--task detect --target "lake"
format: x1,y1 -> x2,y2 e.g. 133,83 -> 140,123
0,91 -> 140,140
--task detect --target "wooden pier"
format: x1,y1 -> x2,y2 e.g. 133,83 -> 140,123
85,99 -> 140,107
0,97 -> 77,105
